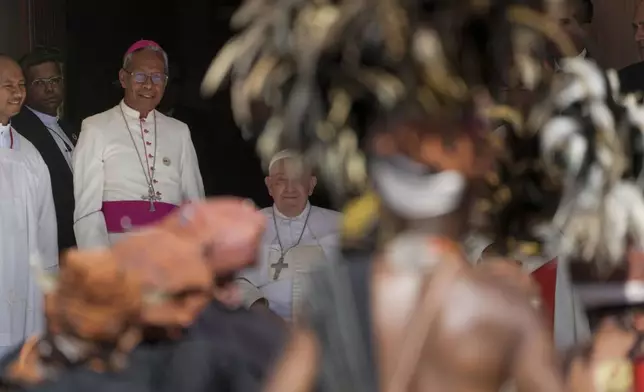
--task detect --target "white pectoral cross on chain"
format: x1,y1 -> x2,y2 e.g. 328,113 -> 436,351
271,255 -> 289,280
141,185 -> 161,212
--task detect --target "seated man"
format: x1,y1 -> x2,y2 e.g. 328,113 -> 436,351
236,150 -> 341,321
0,54 -> 58,355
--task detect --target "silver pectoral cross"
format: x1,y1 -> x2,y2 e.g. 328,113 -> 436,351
141,185 -> 161,212
271,256 -> 289,280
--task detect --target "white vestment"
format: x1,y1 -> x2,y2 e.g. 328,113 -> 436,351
72,101 -> 205,249
0,125 -> 58,355
237,203 -> 341,321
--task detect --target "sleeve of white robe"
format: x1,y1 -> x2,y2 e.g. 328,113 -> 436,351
27,157 -> 58,338
180,127 -> 205,201
72,121 -> 109,249
36,158 -> 58,271
236,276 -> 266,308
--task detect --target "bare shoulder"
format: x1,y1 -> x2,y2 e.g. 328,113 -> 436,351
462,269 -> 542,328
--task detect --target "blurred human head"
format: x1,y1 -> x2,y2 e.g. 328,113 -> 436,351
265,151 -> 317,217
634,1 -> 644,59
119,40 -> 168,118
558,0 -> 593,56
20,48 -> 64,116
0,55 -> 26,125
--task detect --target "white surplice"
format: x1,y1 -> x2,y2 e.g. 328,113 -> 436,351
0,125 -> 58,355
237,203 -> 341,321
72,101 -> 205,249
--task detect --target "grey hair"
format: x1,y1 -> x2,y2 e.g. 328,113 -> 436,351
122,44 -> 169,74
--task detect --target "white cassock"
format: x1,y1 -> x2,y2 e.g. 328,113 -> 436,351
72,101 -> 205,249
237,202 -> 341,321
0,124 -> 58,355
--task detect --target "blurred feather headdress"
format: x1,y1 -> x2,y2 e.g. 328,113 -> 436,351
202,0 -> 575,201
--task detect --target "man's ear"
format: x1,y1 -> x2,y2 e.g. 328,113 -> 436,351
309,176 -> 318,196
265,176 -> 272,196
118,69 -> 128,89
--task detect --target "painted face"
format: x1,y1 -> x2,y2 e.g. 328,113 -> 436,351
371,120 -> 483,178
0,58 -> 26,124
25,61 -> 64,116
265,158 -> 317,217
119,49 -> 167,116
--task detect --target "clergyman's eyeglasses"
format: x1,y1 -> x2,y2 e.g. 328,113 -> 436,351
32,76 -> 63,88
126,71 -> 168,85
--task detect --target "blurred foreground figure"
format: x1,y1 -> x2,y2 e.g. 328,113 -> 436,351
264,113 -> 564,392
0,55 -> 58,357
0,198 -> 286,391
202,0 -> 580,388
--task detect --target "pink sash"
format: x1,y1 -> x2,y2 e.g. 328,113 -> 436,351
102,201 -> 178,233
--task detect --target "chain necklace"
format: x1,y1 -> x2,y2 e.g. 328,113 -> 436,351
119,106 -> 159,212
270,205 -> 312,280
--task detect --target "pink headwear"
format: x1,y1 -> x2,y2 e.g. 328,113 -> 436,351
124,39 -> 163,58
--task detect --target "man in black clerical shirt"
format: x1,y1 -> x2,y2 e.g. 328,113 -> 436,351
619,1 -> 644,95
11,48 -> 78,252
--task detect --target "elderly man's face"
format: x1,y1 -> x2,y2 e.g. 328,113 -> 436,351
26,61 -> 64,116
265,158 -> 317,217
119,49 -> 167,116
0,57 -> 26,125
634,2 -> 644,59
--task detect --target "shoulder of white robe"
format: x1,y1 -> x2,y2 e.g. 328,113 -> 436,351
309,205 -> 342,234
82,106 -> 118,129
156,110 -> 190,133
13,131 -> 41,162
259,206 -> 274,219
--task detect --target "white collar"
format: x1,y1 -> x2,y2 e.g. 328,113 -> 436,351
27,106 -> 59,126
0,122 -> 9,134
120,100 -> 155,121
273,201 -> 311,220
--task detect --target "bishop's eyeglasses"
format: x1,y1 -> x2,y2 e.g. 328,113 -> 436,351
124,70 -> 168,85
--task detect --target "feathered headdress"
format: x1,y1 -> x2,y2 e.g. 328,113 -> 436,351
202,0 -> 574,205
532,57 -> 644,283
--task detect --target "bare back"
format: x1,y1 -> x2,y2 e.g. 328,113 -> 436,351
371,261 -> 565,392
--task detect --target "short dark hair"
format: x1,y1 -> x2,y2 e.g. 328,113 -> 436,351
19,47 -> 62,78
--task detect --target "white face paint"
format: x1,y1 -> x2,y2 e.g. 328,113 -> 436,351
371,158 -> 467,219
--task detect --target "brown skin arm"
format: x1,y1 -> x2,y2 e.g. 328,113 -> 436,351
263,328 -> 319,392
513,304 -> 566,392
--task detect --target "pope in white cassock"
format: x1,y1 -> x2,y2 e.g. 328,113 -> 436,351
0,55 -> 58,355
237,150 -> 341,321
73,40 -> 204,249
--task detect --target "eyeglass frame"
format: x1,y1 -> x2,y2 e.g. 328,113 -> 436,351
122,69 -> 168,86
31,76 -> 64,88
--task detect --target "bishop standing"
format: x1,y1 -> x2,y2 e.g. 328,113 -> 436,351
236,150 -> 341,321
73,40 -> 204,249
